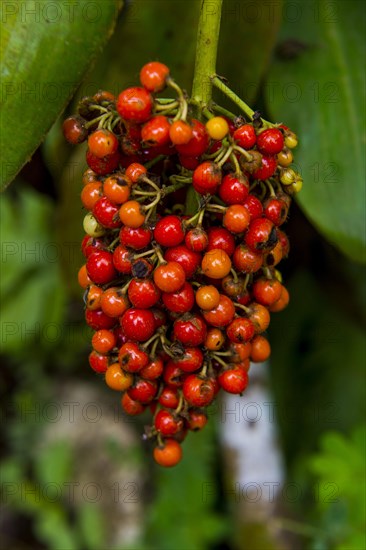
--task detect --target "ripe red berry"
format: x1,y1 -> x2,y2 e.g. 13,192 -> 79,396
169,120 -> 193,145
218,367 -> 248,393
63,116 -> 87,144
100,287 -> 129,317
119,225 -> 152,250
86,250 -> 117,284
223,204 -> 250,233
121,392 -> 145,415
252,278 -> 283,306
141,115 -> 171,147
202,294 -> 235,327
140,357 -> 164,380
92,329 -> 116,354
243,195 -> 263,220
218,173 -> 249,204
88,129 -> 118,158
257,128 -> 284,155
245,218 -> 278,252
162,281 -> 195,313
207,227 -> 235,256
233,244 -> 263,273
172,347 -> 204,373
140,61 -> 170,92
153,439 -> 183,467
164,245 -> 201,279
93,196 -> 122,229
89,351 -> 109,373
185,227 -> 208,252
153,261 -> 186,293
182,375 -> 214,407
154,215 -> 185,247
173,314 -> 207,346
252,155 -> 277,180
85,308 -> 116,330
117,87 -> 153,123
128,379 -> 158,403
192,161 -> 222,195
158,387 -> 179,408
113,244 -> 132,274
155,410 -> 183,436
233,124 -> 256,149
120,308 -> 155,342
128,278 -> 161,308
263,197 -> 289,226
86,149 -> 120,176
226,317 -> 255,343
118,341 -> 149,372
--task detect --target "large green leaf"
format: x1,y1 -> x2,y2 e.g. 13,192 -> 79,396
265,0 -> 366,263
0,0 -> 123,190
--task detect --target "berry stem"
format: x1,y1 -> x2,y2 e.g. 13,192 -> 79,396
191,0 -> 224,108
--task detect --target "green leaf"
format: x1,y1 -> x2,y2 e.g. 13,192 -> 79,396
77,503 -> 107,550
0,0 -> 123,190
35,441 -> 73,486
265,0 -> 366,262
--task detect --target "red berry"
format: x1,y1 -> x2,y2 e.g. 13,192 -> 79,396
173,347 -> 204,373
226,317 -> 255,343
128,279 -> 161,309
117,87 -> 153,123
202,294 -> 235,327
252,278 -> 283,306
233,124 -> 256,149
128,379 -> 157,403
120,308 -> 155,342
173,314 -> 207,346
85,308 -> 116,330
118,341 -> 149,372
140,61 -> 170,92
119,225 -> 152,250
243,194 -> 264,220
252,155 -> 277,180
183,375 -> 214,407
140,357 -> 164,380
86,250 -> 117,284
93,196 -> 122,229
86,149 -> 120,176
162,281 -> 195,313
63,116 -> 87,144
169,120 -> 193,145
185,227 -> 208,252
88,129 -> 118,158
218,367 -> 248,393
153,261 -> 186,293
263,197 -> 289,226
158,387 -> 179,408
218,173 -> 249,204
155,410 -> 183,436
245,218 -> 278,252
153,439 -> 182,467
257,128 -> 284,155
154,215 -> 185,247
164,245 -> 201,279
186,410 -> 208,431
207,227 -> 235,256
192,161 -> 222,195
89,351 -> 109,373
141,115 -> 171,147
233,244 -> 263,273
121,392 -> 145,415
113,245 -> 132,274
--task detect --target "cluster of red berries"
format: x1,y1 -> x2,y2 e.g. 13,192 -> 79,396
64,62 -> 301,467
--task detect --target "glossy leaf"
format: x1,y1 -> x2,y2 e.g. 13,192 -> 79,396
265,0 -> 366,263
0,0 -> 123,190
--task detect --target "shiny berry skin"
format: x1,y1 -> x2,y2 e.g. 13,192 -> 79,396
81,182 -> 103,210
162,281 -> 195,313
243,195 -> 263,220
140,357 -> 164,380
105,363 -> 133,391
226,317 -> 255,343
252,278 -> 283,306
257,128 -> 284,155
63,115 -> 87,144
206,116 -> 229,140
250,335 -> 271,362
128,379 -> 157,403
117,87 -> 153,123
121,392 -> 145,415
176,119 -> 209,156
204,328 -> 225,350
173,314 -> 207,346
264,197 -> 288,226
192,161 -> 222,195
185,227 -> 208,252
233,244 -> 263,273
113,245 -> 132,274
128,279 -> 161,309
154,215 -> 185,247
187,410 -> 208,431
140,61 -> 169,92
88,129 -> 118,158
81,235 -> 106,258
103,173 -> 131,204
195,285 -> 220,310
118,341 -> 149,372
86,149 -> 120,176
100,287 -> 129,317
183,375 -> 214,407
125,162 -> 147,183
252,155 -> 277,180
119,200 -> 145,228
219,173 -> 249,205
207,227 -> 235,256
85,285 -> 103,310
269,285 -> 290,312
247,302 -> 271,333
78,264 -> 92,288
218,367 -> 248,394
163,362 -> 185,388
245,218 -> 278,252
202,294 -> 235,327
93,196 -> 122,229
164,245 -> 201,279
169,120 -> 193,145
229,342 -> 252,363
141,115 -> 171,147
92,329 -> 116,354
119,225 -> 152,250
120,308 -> 155,342
173,347 -> 204,373
153,261 -> 186,293
201,249 -> 232,279
86,251 -> 117,284
155,410 -> 183,436
153,439 -> 183,467
158,387 -> 179,408
223,204 -> 250,233
233,124 -> 256,149
85,308 -> 116,330
89,351 -> 109,373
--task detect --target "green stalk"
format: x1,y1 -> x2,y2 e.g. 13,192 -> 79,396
191,0 -> 223,107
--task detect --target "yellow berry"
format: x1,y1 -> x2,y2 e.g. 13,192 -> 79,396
277,148 -> 293,167
280,168 -> 296,186
285,132 -> 298,149
206,116 -> 229,140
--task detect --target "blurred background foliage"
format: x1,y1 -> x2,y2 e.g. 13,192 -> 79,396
0,1 -> 365,549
